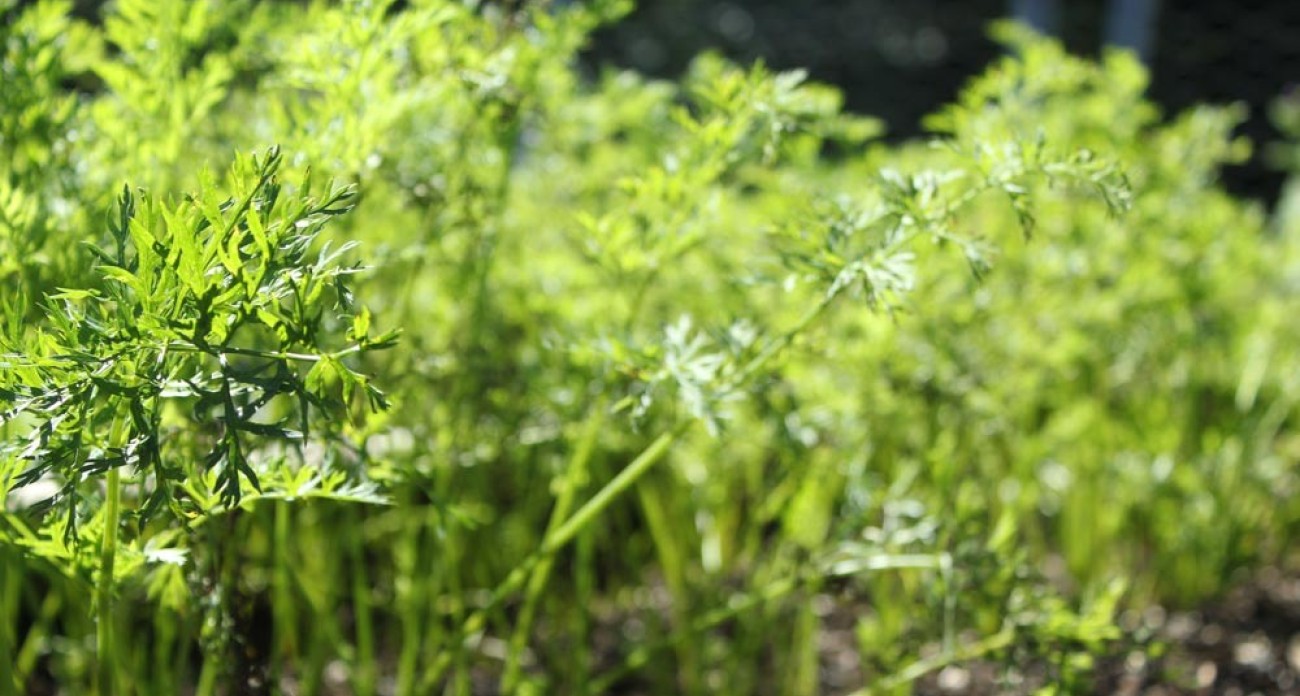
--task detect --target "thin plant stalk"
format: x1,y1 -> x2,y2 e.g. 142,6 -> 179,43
395,504 -> 434,695
634,477 -> 700,693
271,501 -> 297,686
588,575 -> 801,693
350,508 -> 377,696
423,289 -> 843,691
14,585 -> 61,690
151,605 -> 179,696
95,466 -> 122,696
195,650 -> 219,696
854,627 -> 1017,695
573,522 -> 595,693
1,553 -> 17,696
419,426 -> 686,691
501,400 -> 608,691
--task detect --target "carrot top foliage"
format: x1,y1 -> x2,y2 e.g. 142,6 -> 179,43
2,2 -> 1298,695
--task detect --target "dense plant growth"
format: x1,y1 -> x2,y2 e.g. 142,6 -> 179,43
3,1 -> 1299,694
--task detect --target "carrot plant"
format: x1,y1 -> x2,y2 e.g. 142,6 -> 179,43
4,2 -> 1300,695
1,146 -> 395,693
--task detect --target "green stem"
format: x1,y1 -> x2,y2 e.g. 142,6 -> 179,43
420,425 -> 686,691
395,505 -> 431,695
195,654 -> 218,696
588,575 -> 800,693
350,509 -> 376,696
502,401 -> 608,691
634,479 -> 699,694
0,551 -> 17,696
194,513 -> 226,696
544,426 -> 685,554
151,602 -> 179,696
14,589 -> 60,690
96,466 -> 122,696
271,502 -> 297,688
164,341 -> 373,364
855,627 -> 1016,695
572,525 -> 595,693
729,288 -> 838,390
422,276 -> 851,691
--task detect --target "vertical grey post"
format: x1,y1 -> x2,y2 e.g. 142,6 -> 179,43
1010,0 -> 1061,35
1105,0 -> 1161,63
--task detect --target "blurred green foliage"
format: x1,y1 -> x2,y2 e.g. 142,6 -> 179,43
2,2 -> 1300,694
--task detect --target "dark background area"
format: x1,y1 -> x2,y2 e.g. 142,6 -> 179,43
585,0 -> 1300,203
20,0 -> 1300,202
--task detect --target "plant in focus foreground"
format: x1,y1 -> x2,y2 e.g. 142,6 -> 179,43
0,147 -> 394,693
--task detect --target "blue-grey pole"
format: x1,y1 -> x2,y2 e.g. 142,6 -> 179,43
1104,0 -> 1160,63
1010,0 -> 1061,35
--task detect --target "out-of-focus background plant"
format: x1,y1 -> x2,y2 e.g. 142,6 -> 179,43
586,0 -> 1300,202
4,1 -> 1300,695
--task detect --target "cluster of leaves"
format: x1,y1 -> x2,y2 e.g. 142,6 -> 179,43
1,147 -> 394,535
3,2 -> 1300,695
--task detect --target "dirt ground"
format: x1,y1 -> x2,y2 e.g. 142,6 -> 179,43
903,567 -> 1300,695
